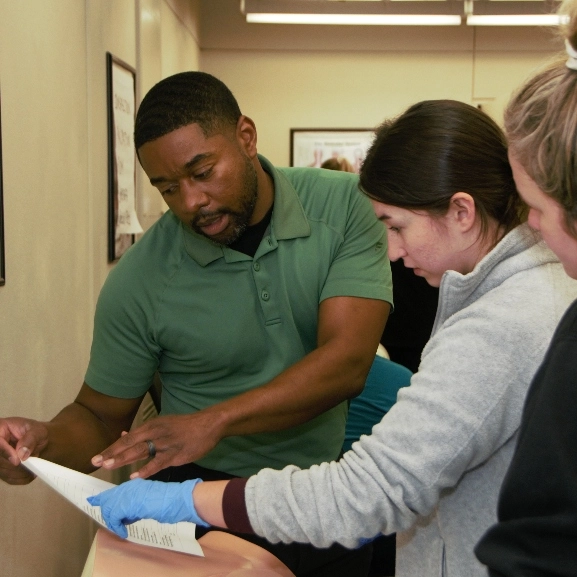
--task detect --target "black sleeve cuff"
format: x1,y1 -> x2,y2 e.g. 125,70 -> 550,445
222,477 -> 254,534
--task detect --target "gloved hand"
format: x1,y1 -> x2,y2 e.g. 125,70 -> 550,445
87,478 -> 210,538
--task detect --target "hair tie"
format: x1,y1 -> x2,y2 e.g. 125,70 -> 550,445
565,39 -> 577,71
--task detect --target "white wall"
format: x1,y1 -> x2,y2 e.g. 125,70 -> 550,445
0,2 -> 200,576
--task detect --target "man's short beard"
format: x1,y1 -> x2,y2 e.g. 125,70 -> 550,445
191,157 -> 259,246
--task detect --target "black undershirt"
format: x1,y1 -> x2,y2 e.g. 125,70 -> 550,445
228,205 -> 273,257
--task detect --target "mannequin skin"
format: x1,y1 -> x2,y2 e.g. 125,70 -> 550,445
83,529 -> 295,577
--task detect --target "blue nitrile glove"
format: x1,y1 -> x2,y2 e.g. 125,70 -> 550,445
357,536 -> 378,548
87,478 -> 210,538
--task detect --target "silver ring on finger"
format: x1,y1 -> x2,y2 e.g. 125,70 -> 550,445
146,439 -> 156,459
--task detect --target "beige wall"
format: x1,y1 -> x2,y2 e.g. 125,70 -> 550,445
0,1 -> 564,575
0,1 -> 199,576
202,47 -> 558,165
199,6 -> 563,165
0,3 -> 92,576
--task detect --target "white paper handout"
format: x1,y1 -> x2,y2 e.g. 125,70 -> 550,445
22,457 -> 204,557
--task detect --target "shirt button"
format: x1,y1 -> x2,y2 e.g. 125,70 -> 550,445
267,237 -> 273,246
253,262 -> 261,271
261,290 -> 269,301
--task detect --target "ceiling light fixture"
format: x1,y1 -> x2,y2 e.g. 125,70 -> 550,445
245,13 -> 463,25
241,0 -> 563,27
242,0 -> 464,26
466,13 -> 565,25
465,0 -> 564,25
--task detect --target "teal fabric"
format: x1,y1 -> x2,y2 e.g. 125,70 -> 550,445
343,356 -> 412,452
85,155 -> 393,477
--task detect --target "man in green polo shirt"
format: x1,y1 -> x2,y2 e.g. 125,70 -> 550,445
0,72 -> 392,576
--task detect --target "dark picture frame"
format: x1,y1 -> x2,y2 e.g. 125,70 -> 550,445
0,88 -> 5,286
290,128 -> 375,174
106,52 -> 141,262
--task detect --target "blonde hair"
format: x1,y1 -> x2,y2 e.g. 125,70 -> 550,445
504,0 -> 577,236
321,156 -> 356,173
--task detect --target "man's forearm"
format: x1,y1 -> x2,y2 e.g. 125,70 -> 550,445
203,341 -> 373,439
39,402 -> 125,473
207,299 -> 390,438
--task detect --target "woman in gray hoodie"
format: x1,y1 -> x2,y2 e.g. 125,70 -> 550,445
89,100 -> 577,577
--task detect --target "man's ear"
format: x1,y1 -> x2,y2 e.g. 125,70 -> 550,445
236,115 -> 258,158
448,192 -> 477,232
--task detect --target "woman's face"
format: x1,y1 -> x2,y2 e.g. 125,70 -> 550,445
371,200 -> 473,287
509,154 -> 577,279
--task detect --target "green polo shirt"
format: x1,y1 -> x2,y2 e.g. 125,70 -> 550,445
85,155 -> 393,476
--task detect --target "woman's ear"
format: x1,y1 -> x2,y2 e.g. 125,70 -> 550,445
448,192 -> 476,232
236,115 -> 258,158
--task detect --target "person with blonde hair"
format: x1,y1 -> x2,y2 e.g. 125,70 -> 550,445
86,98 -> 577,577
320,156 -> 355,173
475,1 -> 577,573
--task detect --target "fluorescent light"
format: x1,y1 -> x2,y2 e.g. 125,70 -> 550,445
241,0 -> 564,27
466,0 -> 567,26
246,13 -> 462,25
466,13 -> 566,25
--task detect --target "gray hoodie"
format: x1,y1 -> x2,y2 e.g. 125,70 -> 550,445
244,224 -> 577,577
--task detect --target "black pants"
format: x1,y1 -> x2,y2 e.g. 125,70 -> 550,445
151,461 -> 373,577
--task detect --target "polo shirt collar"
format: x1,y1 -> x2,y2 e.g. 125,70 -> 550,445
182,154 -> 310,266
260,155 -> 311,241
182,225 -> 225,266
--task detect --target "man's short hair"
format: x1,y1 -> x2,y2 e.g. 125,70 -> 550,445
134,71 -> 242,150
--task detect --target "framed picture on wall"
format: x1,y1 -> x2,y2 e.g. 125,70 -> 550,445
290,128 -> 375,174
0,88 -> 5,286
106,52 -> 143,262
